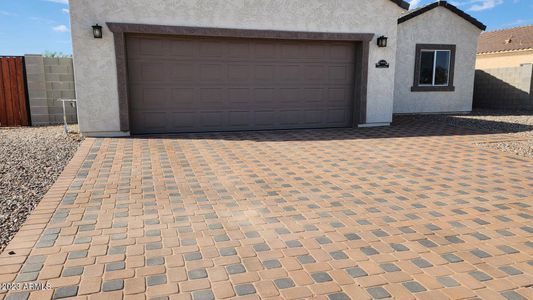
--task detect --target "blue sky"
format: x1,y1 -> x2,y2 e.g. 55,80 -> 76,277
1,0 -> 532,56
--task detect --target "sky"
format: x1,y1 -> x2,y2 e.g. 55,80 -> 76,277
0,0 -> 532,56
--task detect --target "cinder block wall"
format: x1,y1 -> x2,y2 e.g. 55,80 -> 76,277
474,64 -> 533,110
24,54 -> 77,125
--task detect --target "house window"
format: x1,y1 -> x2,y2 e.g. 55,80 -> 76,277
412,44 -> 456,92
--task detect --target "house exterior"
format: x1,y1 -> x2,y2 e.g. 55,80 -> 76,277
69,0 -> 484,136
476,25 -> 533,69
393,1 -> 486,114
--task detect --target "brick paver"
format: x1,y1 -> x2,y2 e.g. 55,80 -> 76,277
1,121 -> 532,299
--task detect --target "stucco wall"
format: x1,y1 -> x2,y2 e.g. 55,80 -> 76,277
69,0 -> 405,135
393,8 -> 482,114
476,50 -> 533,69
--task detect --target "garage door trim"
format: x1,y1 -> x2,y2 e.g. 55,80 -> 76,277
107,23 -> 373,132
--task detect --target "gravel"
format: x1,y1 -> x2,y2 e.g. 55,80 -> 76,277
0,125 -> 82,253
395,109 -> 533,158
476,139 -> 532,158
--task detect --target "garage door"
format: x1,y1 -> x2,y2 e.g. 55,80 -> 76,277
127,35 -> 356,134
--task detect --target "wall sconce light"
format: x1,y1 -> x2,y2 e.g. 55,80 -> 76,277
377,35 -> 388,47
92,24 -> 103,39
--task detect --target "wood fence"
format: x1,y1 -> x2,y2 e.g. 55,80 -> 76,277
0,56 -> 30,127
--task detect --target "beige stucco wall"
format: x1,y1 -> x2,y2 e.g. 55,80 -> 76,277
476,50 -> 533,69
69,0 -> 405,135
393,8 -> 482,114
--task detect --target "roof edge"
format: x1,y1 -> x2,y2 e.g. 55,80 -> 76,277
398,1 -> 486,31
481,24 -> 533,34
390,0 -> 410,10
477,47 -> 533,55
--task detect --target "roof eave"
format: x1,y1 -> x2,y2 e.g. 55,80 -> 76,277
390,0 -> 410,10
477,48 -> 533,55
398,1 -> 486,31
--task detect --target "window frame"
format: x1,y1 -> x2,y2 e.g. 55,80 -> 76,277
412,44 -> 456,92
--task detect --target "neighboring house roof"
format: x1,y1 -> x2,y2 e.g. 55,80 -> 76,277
477,25 -> 533,54
398,1 -> 486,31
390,0 -> 410,10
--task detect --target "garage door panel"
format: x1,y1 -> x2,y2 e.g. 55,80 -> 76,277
139,39 -> 170,56
280,43 -> 303,59
140,88 -> 170,108
304,65 -> 327,81
228,111 -> 251,126
127,35 -> 356,134
254,42 -> 278,59
327,88 -> 350,106
330,44 -> 355,61
329,66 -> 350,82
254,65 -> 275,81
200,88 -> 226,107
253,89 -> 276,107
199,40 -> 225,57
279,110 -> 303,125
198,111 -> 225,127
227,42 -> 251,58
171,112 -> 196,130
169,39 -> 198,57
279,88 -> 301,106
301,88 -> 324,104
327,109 -> 350,125
279,65 -> 302,81
170,63 -> 196,81
133,111 -> 168,133
228,65 -> 250,81
305,44 -> 328,59
200,64 -> 226,81
304,110 -> 325,124
254,111 -> 276,126
129,86 -> 143,109
228,88 -> 252,106
127,61 -> 141,82
141,63 -> 171,82
170,88 -> 195,108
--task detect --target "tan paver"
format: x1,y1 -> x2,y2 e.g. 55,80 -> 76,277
1,121 -> 532,299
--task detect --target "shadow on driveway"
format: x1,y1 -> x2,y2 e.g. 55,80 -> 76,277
129,111 -> 533,142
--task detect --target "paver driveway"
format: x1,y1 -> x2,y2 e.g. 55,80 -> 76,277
1,120 -> 532,300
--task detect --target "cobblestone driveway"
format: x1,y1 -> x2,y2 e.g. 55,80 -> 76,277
1,121 -> 532,300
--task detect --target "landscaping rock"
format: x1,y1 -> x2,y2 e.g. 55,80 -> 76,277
0,125 -> 82,253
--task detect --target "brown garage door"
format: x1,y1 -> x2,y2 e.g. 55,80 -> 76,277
127,35 -> 355,134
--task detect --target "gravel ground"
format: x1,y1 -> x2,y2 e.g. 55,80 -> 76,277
396,109 -> 533,158
0,125 -> 82,253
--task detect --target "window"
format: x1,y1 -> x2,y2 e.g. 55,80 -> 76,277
412,44 -> 456,92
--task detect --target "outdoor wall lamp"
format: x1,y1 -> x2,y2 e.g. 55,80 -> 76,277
377,35 -> 388,47
92,24 -> 103,39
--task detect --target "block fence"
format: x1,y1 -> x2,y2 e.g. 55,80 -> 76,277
24,55 -> 77,125
474,64 -> 533,110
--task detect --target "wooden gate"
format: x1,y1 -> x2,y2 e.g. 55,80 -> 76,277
0,56 -> 30,127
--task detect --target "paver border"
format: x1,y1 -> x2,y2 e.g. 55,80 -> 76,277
0,138 -> 95,294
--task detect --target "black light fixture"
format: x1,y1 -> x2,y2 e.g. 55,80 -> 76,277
92,24 -> 103,39
377,35 -> 388,47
